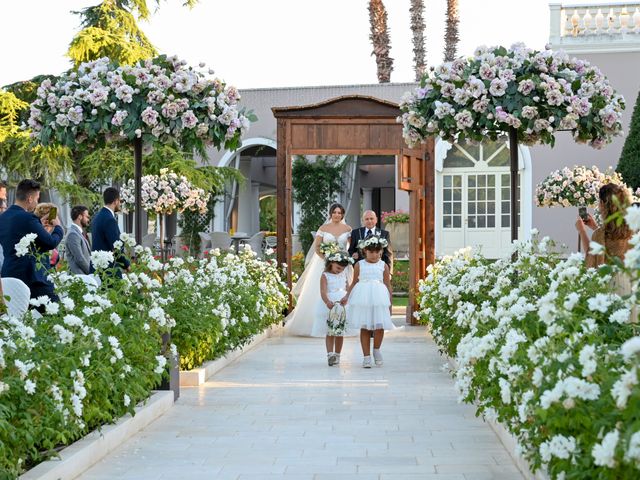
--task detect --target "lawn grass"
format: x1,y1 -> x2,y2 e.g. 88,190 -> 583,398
392,296 -> 409,307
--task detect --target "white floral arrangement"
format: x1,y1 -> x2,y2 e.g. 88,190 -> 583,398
399,43 -> 624,149
28,55 -> 253,152
327,303 -> 347,336
319,241 -> 340,257
325,250 -> 354,265
414,231 -> 640,478
357,235 -> 389,250
120,168 -> 210,214
535,165 -> 626,207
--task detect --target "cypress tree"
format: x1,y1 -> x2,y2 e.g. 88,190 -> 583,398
617,90 -> 640,190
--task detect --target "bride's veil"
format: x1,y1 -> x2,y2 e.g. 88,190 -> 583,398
293,216 -> 346,296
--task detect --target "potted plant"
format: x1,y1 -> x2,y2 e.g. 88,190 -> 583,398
382,210 -> 409,258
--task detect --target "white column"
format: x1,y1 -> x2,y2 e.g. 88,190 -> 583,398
549,3 -> 563,45
362,187 -> 373,213
237,159 -> 253,234
213,195 -> 225,232
251,182 -> 261,233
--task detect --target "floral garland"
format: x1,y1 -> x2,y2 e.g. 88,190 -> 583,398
325,250 -> 354,264
357,235 -> 389,250
535,165 -> 626,207
120,168 -> 210,214
28,55 -> 252,152
399,43 -> 624,149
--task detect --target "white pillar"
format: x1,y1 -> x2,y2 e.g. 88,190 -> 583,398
213,195 -> 225,231
237,159 -> 253,234
251,182 -> 261,233
362,187 -> 373,213
549,3 -> 563,46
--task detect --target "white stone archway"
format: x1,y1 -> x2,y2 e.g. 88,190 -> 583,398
434,139 -> 533,258
214,137 -> 278,233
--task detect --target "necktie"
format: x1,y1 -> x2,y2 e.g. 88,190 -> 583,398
365,229 -> 372,238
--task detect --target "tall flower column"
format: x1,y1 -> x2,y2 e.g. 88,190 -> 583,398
28,55 -> 253,243
400,43 -> 625,242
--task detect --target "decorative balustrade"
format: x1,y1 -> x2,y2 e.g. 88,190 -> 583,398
551,3 -> 640,38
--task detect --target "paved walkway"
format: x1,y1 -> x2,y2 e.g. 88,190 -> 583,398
79,319 -> 524,480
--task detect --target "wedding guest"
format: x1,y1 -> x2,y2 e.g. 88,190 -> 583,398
348,210 -> 393,271
91,187 -> 130,274
0,179 -> 64,304
0,181 -> 7,214
576,183 -> 632,267
65,205 -> 92,275
34,203 -> 61,269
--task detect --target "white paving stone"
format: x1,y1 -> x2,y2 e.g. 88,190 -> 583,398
78,319 -> 523,480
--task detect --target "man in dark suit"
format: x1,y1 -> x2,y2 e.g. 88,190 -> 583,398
0,179 -> 64,302
65,205 -> 92,274
348,210 -> 393,271
91,187 -> 130,274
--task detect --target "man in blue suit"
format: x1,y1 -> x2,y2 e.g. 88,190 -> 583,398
0,179 -> 64,302
91,187 -> 130,274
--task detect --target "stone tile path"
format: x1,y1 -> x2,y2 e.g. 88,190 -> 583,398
79,319 -> 524,480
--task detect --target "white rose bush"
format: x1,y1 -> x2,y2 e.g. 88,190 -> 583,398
28,55 -> 252,152
0,236 -> 287,476
399,43 -> 624,149
415,230 -> 640,479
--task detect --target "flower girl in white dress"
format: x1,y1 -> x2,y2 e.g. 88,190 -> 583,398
345,236 -> 394,368
311,251 -> 354,366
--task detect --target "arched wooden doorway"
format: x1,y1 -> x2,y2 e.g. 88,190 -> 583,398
272,95 -> 435,322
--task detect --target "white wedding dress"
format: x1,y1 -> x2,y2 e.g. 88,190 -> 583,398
284,230 -> 351,336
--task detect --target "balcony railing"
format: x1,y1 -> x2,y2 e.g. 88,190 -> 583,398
550,2 -> 640,50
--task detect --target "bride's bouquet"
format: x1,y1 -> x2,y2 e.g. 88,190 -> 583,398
327,302 -> 347,336
535,165 -> 624,208
319,241 -> 340,257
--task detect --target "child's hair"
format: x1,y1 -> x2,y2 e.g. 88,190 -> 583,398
363,244 -> 383,253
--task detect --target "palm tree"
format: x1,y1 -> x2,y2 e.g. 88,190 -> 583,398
443,0 -> 460,62
409,0 -> 426,81
368,0 -> 394,83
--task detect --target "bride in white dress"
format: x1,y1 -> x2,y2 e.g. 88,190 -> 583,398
284,203 -> 353,336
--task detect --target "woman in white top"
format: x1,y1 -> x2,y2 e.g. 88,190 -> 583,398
284,203 -> 352,336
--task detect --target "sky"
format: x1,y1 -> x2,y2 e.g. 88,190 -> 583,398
0,0 -> 609,89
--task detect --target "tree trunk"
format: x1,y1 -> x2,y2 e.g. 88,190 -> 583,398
444,0 -> 460,62
368,0 -> 394,83
410,0 -> 426,81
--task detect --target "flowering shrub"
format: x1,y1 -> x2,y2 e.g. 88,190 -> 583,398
400,43 -> 624,149
120,168 -> 210,214
415,234 -> 640,479
163,246 -> 288,370
0,235 -> 286,476
535,165 -> 626,207
381,210 -> 409,224
28,55 -> 252,152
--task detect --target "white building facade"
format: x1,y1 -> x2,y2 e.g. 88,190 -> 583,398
205,2 -> 640,258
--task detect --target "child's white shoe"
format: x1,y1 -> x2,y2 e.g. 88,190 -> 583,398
373,349 -> 383,366
362,356 -> 372,368
328,353 -> 337,366
334,353 -> 340,365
